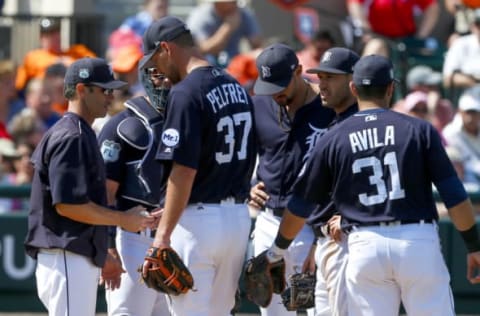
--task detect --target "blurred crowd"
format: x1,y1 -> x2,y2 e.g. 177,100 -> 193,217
2,0 -> 480,215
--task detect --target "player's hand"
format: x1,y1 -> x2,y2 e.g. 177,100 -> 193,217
301,243 -> 317,274
100,248 -> 125,290
467,251 -> 480,284
249,181 -> 269,210
149,208 -> 164,230
120,206 -> 155,232
142,240 -> 170,278
327,215 -> 343,242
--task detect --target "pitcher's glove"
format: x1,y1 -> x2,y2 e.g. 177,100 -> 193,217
243,250 -> 286,307
281,272 -> 316,311
139,246 -> 194,295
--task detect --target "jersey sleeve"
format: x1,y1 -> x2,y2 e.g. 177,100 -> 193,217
49,135 -> 91,205
156,89 -> 202,169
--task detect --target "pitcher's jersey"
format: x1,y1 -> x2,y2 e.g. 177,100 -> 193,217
290,109 -> 464,224
156,66 -> 256,204
252,95 -> 335,210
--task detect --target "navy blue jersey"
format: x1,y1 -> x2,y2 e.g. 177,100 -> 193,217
156,66 -> 256,203
98,97 -> 167,209
290,109 -> 464,224
252,94 -> 335,210
25,113 -> 108,267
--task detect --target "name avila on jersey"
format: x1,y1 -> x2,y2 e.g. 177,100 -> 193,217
206,83 -> 250,113
349,125 -> 395,154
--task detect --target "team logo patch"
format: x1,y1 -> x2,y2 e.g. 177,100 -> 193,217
321,51 -> 332,63
261,66 -> 271,79
100,140 -> 121,162
365,114 -> 377,122
162,128 -> 180,147
79,68 -> 90,79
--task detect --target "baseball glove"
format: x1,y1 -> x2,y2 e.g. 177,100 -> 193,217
281,272 -> 316,311
243,250 -> 286,307
139,246 -> 194,295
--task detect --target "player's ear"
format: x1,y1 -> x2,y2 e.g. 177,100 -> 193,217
295,64 -> 303,76
349,81 -> 358,97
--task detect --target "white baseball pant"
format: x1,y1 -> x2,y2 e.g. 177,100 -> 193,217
346,222 -> 455,316
167,200 -> 251,316
315,235 -> 348,316
253,209 -> 319,316
105,228 -> 169,316
36,248 -> 100,316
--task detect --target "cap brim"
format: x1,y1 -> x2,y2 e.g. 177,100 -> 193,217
424,73 -> 442,86
253,78 -> 290,95
306,66 -> 348,74
91,80 -> 128,90
139,48 -> 158,69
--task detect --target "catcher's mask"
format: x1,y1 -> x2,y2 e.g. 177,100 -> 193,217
140,67 -> 171,112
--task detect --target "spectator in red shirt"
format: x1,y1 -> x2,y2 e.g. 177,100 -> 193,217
347,0 -> 440,56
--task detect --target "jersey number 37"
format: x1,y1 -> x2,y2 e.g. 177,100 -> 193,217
215,112 -> 252,164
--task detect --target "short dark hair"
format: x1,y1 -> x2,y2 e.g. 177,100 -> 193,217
64,84 -> 77,100
312,29 -> 335,45
354,84 -> 389,100
172,31 -> 195,47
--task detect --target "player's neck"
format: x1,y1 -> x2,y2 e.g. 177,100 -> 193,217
358,101 -> 385,112
287,80 -> 315,116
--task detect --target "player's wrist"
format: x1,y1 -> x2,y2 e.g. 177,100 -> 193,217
266,244 -> 285,263
459,225 -> 480,253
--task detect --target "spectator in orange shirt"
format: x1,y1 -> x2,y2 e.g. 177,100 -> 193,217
15,17 -> 96,91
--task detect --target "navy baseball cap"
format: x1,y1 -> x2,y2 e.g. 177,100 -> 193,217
140,16 -> 191,69
306,47 -> 359,74
352,55 -> 397,86
254,43 -> 299,95
64,57 -> 127,89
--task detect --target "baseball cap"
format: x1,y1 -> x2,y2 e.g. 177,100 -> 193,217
0,138 -> 20,159
459,89 -> 480,112
40,18 -> 60,33
64,57 -> 127,89
140,16 -> 191,69
253,43 -> 299,95
306,47 -> 359,75
404,91 -> 428,112
406,65 -> 442,90
352,55 -> 397,86
112,45 -> 144,74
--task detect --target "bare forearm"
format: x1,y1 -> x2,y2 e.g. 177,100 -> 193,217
198,24 -> 234,55
417,3 -> 439,38
56,201 -> 123,226
278,208 -> 307,240
444,73 -> 477,88
448,199 -> 477,231
154,163 -> 196,244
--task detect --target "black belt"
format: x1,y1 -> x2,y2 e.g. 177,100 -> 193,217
346,219 -> 435,232
264,207 -> 284,217
201,197 -> 247,204
123,228 -> 156,238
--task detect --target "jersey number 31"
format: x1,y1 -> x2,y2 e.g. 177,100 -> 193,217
352,151 -> 406,206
